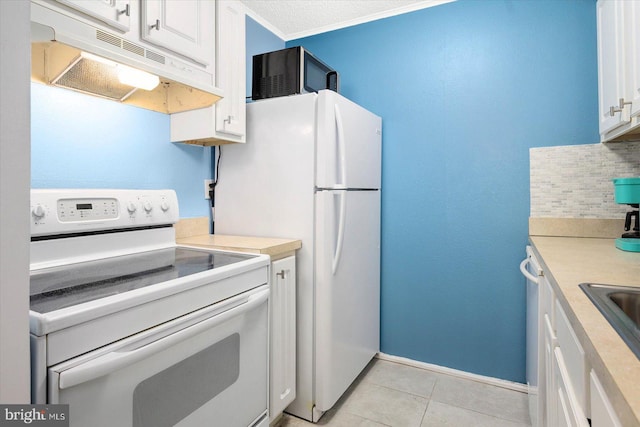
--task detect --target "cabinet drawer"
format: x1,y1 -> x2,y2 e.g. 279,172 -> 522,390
555,300 -> 589,417
540,276 -> 556,330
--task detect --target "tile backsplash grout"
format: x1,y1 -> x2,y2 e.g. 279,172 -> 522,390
530,141 -> 640,219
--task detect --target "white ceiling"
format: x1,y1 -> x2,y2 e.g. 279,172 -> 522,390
239,0 -> 455,41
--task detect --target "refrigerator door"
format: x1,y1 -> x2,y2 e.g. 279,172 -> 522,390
314,189 -> 380,413
316,90 -> 382,190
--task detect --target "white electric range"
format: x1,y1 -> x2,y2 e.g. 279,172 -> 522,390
29,189 -> 270,427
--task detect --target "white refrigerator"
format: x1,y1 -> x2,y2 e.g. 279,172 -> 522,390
214,90 -> 381,422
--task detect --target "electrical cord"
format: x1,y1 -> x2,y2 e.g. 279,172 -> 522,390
210,146 -> 221,232
209,146 -> 221,203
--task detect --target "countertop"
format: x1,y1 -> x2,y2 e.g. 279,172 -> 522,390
177,234 -> 302,260
529,236 -> 640,427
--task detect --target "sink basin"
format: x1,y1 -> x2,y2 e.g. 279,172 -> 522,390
579,283 -> 640,360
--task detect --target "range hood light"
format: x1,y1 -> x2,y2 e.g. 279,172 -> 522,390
80,51 -> 160,91
80,51 -> 117,68
116,65 -> 160,91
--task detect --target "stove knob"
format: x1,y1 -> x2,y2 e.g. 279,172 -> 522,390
32,205 -> 45,219
126,202 -> 137,213
143,201 -> 153,213
160,201 -> 170,212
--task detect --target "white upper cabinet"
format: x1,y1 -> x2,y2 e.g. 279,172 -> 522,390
54,0 -> 131,32
170,0 -> 247,145
597,0 -> 640,142
141,0 -> 215,66
597,0 -> 629,135
628,0 -> 640,118
215,0 -> 246,138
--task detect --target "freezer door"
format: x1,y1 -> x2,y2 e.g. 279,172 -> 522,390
214,93 -> 316,238
314,189 -> 380,413
316,91 -> 382,190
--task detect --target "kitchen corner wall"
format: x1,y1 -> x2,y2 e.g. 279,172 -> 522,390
30,82 -> 212,218
530,141 -> 640,218
286,0 -> 599,383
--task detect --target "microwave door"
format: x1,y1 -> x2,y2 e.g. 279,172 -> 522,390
303,51 -> 337,93
326,71 -> 339,92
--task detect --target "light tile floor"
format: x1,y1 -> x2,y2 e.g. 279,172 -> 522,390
276,358 -> 532,427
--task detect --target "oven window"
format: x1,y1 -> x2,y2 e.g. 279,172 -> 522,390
30,248 -> 255,313
133,333 -> 240,427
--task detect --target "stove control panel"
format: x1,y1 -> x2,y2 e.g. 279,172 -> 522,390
31,189 -> 179,237
57,198 -> 119,222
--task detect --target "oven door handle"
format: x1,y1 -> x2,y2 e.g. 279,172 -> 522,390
57,288 -> 269,390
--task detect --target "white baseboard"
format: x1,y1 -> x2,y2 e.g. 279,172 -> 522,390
375,352 -> 529,394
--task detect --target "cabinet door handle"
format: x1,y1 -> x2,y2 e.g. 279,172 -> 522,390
610,105 -> 622,117
223,115 -> 233,124
118,4 -> 130,16
276,270 -> 286,279
610,98 -> 631,117
150,19 -> 160,31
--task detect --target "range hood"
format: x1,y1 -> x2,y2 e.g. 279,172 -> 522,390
31,3 -> 223,114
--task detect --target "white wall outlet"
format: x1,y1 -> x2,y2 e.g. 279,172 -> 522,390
204,179 -> 213,199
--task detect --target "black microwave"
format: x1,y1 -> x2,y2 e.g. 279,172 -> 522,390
251,46 -> 339,100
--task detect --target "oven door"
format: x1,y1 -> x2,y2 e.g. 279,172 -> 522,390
48,285 -> 269,427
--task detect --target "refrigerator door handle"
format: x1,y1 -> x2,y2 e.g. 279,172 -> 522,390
334,104 -> 347,188
332,191 -> 347,275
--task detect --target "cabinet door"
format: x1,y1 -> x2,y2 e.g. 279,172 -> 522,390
141,0 -> 214,66
590,371 -> 623,427
627,0 -> 640,118
555,300 -> 588,416
215,0 -> 246,138
270,256 -> 296,420
55,0 -> 131,32
169,0 -> 246,145
544,313 -> 557,427
597,0 -> 630,135
552,348 -> 590,427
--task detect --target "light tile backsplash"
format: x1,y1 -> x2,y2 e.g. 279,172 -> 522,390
530,142 -> 640,218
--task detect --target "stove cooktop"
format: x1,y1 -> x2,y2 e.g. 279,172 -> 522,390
30,247 -> 256,314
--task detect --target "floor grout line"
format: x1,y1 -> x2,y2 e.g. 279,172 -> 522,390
278,358 -> 531,427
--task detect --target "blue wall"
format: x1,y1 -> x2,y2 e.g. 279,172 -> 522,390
288,0 -> 599,382
31,83 -> 212,218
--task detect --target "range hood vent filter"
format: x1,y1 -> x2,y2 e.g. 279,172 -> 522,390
52,55 -> 137,101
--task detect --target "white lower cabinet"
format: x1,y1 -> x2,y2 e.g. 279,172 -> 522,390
534,254 -> 627,427
269,255 -> 296,421
590,371 -> 623,427
552,347 -> 590,427
543,313 -> 557,427
535,263 -> 586,427
542,298 -> 589,427
538,275 -> 556,427
555,300 -> 589,417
